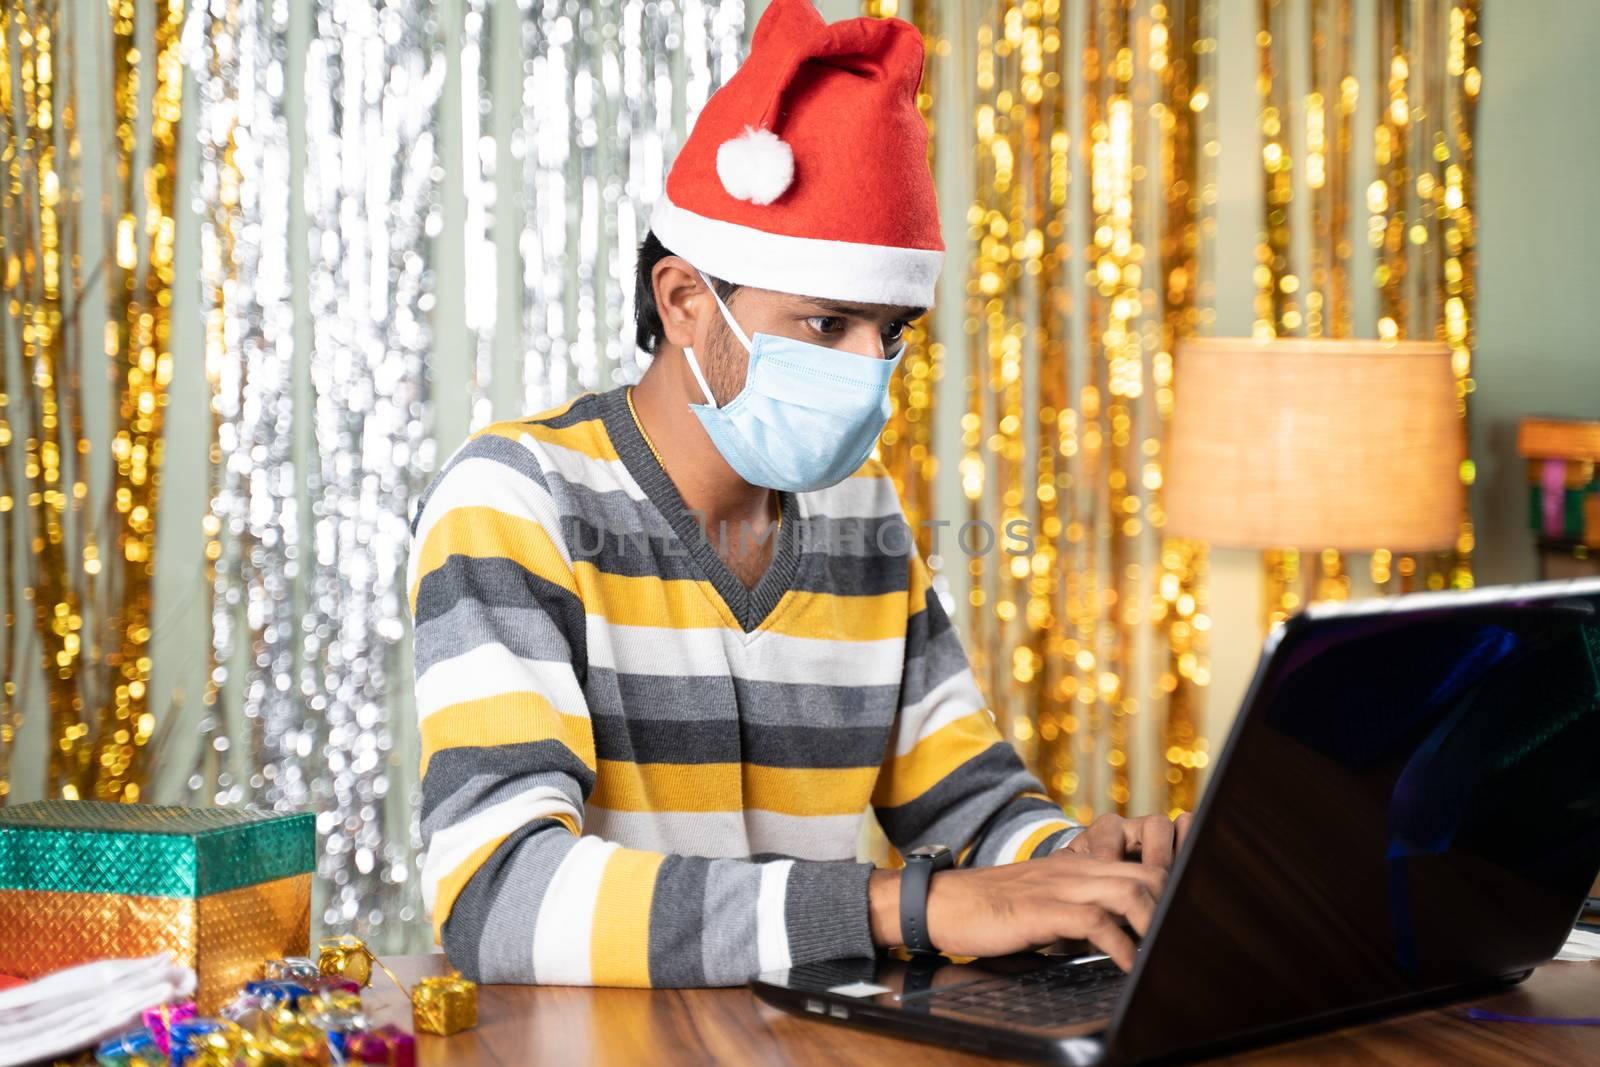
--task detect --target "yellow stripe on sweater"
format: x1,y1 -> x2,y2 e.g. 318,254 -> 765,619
519,414 -> 621,462
761,589 -> 910,643
590,848 -> 666,987
872,709 -> 1003,809
409,505 -> 576,615
420,691 -> 595,776
1017,819 -> 1073,862
573,564 -> 911,643
590,760 -> 878,817
574,564 -> 726,629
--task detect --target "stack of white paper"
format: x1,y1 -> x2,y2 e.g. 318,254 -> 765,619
1555,927 -> 1600,962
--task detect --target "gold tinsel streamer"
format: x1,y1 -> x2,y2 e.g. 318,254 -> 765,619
94,0 -> 184,801
1083,0 -> 1143,814
0,1 -> 176,803
1,0 -> 97,802
870,0 -> 1211,818
1372,0 -> 1478,592
1304,0 -> 1356,609
1256,0 -> 1477,611
1150,0 -> 1211,815
1255,0 -> 1323,626
866,0 -> 946,553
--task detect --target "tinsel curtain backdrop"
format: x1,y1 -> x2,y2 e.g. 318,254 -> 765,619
0,0 -> 1479,952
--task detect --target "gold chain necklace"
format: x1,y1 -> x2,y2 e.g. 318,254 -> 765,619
626,386 -> 780,531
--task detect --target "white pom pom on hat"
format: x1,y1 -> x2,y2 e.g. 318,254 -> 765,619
715,126 -> 794,206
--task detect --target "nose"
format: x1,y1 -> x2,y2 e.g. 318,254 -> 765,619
844,323 -> 891,361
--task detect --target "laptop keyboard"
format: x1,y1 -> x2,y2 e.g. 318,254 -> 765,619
915,956 -> 1126,1028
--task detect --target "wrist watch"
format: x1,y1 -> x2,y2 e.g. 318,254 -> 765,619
899,843 -> 954,955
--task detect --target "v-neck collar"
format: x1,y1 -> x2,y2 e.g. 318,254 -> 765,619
598,387 -> 801,634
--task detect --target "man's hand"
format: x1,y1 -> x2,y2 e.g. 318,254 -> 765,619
1064,812 -> 1194,872
868,851 -> 1168,971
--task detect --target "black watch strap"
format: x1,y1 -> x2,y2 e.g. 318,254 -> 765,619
899,845 -> 952,954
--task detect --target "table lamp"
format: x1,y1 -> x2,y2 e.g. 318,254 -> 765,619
1164,336 -> 1465,626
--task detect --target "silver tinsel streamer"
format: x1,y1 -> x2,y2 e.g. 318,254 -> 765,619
302,0 -> 443,941
463,0 -> 497,432
188,0 -> 442,946
514,0 -> 746,412
185,0 -> 301,813
185,0 -> 744,950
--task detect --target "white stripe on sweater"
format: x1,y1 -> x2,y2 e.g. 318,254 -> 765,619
587,621 -> 907,688
522,435 -> 650,503
892,669 -> 989,757
415,642 -> 590,724
531,836 -> 620,985
994,815 -> 1072,865
755,860 -> 795,973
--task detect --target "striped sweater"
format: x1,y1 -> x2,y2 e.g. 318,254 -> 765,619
406,387 -> 1081,987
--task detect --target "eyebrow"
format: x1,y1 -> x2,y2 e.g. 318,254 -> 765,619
803,299 -> 928,321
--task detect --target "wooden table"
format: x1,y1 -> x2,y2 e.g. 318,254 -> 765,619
364,954 -> 1600,1065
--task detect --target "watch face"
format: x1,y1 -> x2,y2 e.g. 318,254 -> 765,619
907,844 -> 951,861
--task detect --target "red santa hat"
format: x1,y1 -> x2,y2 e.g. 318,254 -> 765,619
650,0 -> 944,309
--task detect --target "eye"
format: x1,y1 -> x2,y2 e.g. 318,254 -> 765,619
882,320 -> 910,345
805,316 -> 847,336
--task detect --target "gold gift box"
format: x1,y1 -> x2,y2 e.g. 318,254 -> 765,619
0,802 -> 314,1011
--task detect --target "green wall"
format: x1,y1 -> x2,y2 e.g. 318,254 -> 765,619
1471,0 -> 1600,585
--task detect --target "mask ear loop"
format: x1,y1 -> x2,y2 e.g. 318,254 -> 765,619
696,269 -> 754,350
682,344 -> 719,409
682,268 -> 753,410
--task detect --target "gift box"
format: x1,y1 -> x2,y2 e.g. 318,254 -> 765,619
0,801 -> 314,1012
1520,417 -> 1600,549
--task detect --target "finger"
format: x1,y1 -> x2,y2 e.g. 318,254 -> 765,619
1139,815 -> 1175,872
1175,812 -> 1195,850
1061,905 -> 1138,972
1054,875 -> 1158,935
1048,852 -> 1170,897
1085,816 -> 1127,862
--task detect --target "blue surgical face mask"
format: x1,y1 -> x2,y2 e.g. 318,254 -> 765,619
682,270 -> 903,493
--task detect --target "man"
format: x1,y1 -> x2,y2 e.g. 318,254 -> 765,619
407,0 -> 1188,987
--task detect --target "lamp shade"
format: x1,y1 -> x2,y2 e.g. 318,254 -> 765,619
1164,337 -> 1464,552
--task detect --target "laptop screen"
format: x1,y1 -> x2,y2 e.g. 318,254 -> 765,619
1111,582 -> 1600,1063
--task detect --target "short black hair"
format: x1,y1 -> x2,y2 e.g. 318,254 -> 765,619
634,230 -> 740,355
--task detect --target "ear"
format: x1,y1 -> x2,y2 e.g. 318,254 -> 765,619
652,255 -> 714,351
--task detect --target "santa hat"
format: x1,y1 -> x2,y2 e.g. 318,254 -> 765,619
650,0 -> 944,309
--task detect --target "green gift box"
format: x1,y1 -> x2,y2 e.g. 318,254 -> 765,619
0,801 -> 315,1009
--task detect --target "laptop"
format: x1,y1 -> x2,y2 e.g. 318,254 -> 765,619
753,578 -> 1600,1064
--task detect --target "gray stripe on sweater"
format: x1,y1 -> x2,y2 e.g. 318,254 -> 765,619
560,512 -> 912,596
420,744 -> 592,835
646,855 -> 710,987
582,667 -> 901,728
589,713 -> 893,769
439,820 -> 575,983
783,860 -> 875,966
414,598 -> 574,678
488,826 -> 579,984
898,596 -> 972,711
699,858 -> 763,986
876,743 -> 1042,855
